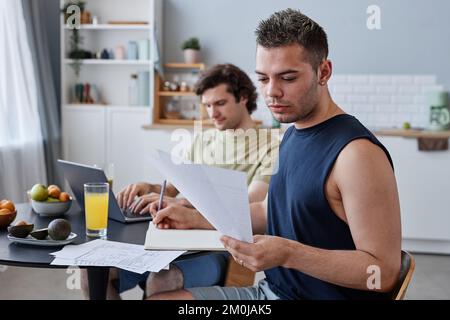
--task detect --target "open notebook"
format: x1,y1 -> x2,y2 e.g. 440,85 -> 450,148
144,223 -> 226,251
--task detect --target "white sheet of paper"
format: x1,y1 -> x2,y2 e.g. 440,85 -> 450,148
145,222 -> 225,251
148,149 -> 253,242
50,239 -> 185,273
50,239 -> 100,258
51,257 -> 76,265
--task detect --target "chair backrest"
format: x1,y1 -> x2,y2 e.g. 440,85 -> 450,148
391,250 -> 415,300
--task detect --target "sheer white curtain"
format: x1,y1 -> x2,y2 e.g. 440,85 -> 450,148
0,0 -> 46,202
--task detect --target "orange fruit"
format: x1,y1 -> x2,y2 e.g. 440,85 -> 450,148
59,192 -> 70,202
0,200 -> 15,212
0,208 -> 11,215
48,187 -> 61,199
15,220 -> 28,226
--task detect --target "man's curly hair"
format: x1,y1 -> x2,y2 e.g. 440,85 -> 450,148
194,64 -> 258,114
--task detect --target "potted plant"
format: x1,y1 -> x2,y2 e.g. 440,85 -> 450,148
61,1 -> 89,77
182,37 -> 201,64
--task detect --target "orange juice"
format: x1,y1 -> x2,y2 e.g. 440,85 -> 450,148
85,192 -> 109,231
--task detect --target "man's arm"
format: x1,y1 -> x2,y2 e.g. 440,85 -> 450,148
247,180 -> 269,203
222,140 -> 401,293
153,182 -> 179,197
250,193 -> 268,235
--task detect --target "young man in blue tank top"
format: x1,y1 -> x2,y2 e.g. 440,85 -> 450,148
148,9 -> 401,300
79,64 -> 279,300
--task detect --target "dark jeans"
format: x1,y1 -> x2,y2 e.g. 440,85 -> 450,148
117,252 -> 230,293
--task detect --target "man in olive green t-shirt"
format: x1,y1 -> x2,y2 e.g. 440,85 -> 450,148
81,64 -> 278,300
184,123 -> 277,198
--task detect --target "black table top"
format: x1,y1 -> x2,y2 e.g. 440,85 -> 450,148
0,202 -> 150,268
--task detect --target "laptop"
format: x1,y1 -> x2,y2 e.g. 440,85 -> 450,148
58,159 -> 152,223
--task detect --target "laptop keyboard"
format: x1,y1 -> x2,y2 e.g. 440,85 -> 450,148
122,207 -> 152,218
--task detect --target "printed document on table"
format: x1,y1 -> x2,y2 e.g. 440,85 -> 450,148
50,240 -> 185,273
148,149 -> 253,243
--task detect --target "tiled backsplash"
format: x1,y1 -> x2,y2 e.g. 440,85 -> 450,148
329,75 -> 445,129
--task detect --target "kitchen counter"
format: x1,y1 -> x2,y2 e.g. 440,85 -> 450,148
375,128 -> 450,139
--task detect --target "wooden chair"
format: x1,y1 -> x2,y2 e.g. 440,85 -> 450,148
223,258 -> 256,287
391,250 -> 415,300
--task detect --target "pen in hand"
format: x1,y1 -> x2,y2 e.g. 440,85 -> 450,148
154,179 -> 166,226
158,180 -> 167,212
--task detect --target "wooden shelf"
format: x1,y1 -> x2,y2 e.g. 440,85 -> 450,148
375,129 -> 450,139
164,63 -> 205,69
143,119 -> 214,130
64,24 -> 150,30
65,59 -> 151,65
156,119 -> 209,125
158,91 -> 196,97
153,63 -> 206,126
143,118 -> 264,130
65,103 -> 150,109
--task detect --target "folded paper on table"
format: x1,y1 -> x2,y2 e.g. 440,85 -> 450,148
50,239 -> 185,274
147,149 -> 253,243
144,222 -> 226,251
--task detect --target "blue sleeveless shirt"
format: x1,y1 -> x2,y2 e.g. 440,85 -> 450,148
265,114 -> 393,300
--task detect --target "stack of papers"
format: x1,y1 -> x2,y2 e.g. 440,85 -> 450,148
148,149 -> 253,243
50,239 -> 186,274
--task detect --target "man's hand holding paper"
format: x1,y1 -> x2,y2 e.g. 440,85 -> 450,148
144,149 -> 254,251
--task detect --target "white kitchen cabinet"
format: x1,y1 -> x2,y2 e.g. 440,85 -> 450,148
62,105 -> 106,166
106,106 -> 151,192
378,136 -> 450,253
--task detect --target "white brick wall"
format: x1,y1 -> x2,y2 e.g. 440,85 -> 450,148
329,74 -> 445,129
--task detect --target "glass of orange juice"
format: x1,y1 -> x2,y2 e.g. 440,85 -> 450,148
84,182 -> 109,238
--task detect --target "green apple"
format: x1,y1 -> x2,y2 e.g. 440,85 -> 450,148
402,122 -> 411,130
30,184 -> 48,201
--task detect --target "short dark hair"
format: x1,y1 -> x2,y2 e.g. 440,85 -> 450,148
194,63 -> 257,114
255,8 -> 328,70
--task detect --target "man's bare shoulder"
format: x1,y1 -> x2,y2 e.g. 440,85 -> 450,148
332,138 -> 393,184
339,138 -> 389,165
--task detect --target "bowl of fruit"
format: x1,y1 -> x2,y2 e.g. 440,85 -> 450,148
0,200 -> 17,229
30,184 -> 72,216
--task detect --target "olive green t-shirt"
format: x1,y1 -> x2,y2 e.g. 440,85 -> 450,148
184,127 -> 280,186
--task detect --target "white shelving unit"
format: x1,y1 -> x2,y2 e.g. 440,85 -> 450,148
63,24 -> 151,30
61,0 -> 164,191
65,59 -> 152,65
60,0 -> 162,107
